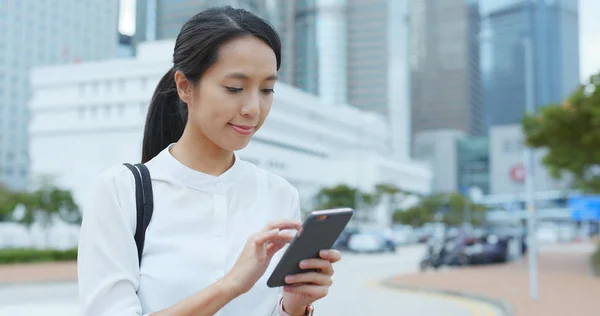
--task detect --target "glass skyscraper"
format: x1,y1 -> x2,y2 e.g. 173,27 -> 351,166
134,0 -> 297,86
410,0 -> 485,139
457,136 -> 490,194
481,0 -> 579,127
0,0 -> 119,190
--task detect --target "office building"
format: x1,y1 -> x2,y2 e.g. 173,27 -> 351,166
457,136 -> 490,194
134,0 -> 412,159
28,40 -> 433,210
481,0 -> 580,126
346,0 -> 411,159
410,0 -> 484,140
134,0 -> 296,86
0,0 -> 119,190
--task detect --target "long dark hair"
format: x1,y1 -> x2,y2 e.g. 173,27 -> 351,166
141,6 -> 282,163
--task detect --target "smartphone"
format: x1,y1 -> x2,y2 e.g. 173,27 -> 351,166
266,208 -> 353,288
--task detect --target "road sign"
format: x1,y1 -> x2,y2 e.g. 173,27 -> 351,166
568,196 -> 600,221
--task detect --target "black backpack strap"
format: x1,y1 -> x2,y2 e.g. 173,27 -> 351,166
135,163 -> 154,248
123,163 -> 154,267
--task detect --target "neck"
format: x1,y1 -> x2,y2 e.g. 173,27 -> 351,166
170,125 -> 234,177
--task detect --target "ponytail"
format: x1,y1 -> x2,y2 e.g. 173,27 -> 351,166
141,68 -> 188,163
140,6 -> 283,163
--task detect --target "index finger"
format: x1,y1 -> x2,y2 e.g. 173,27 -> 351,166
320,249 -> 342,263
263,219 -> 302,232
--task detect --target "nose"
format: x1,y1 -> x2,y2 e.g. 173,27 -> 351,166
240,91 -> 260,117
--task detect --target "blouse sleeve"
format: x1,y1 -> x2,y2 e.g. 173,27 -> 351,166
290,187 -> 302,221
77,170 -> 146,316
273,186 -> 303,316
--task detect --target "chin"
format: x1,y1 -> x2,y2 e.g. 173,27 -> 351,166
221,139 -> 252,152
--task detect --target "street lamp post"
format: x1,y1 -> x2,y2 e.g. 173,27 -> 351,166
354,122 -> 364,223
522,36 -> 539,301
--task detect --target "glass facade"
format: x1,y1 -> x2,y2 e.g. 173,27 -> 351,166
135,0 -> 297,86
481,0 -> 579,127
457,136 -> 490,194
0,0 -> 119,190
293,0 -> 320,95
410,0 -> 484,139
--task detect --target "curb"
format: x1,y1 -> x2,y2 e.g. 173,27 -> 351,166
382,280 -> 515,316
0,278 -> 77,287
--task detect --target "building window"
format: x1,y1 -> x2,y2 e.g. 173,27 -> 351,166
78,106 -> 86,119
90,106 -> 98,119
104,105 -> 111,118
117,103 -> 125,116
79,83 -> 86,95
91,82 -> 99,94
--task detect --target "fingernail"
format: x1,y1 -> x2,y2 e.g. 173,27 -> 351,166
321,250 -> 329,257
285,276 -> 294,282
299,261 -> 307,268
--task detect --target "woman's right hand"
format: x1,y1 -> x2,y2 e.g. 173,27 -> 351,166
223,219 -> 302,295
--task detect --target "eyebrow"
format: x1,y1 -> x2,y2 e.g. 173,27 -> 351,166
225,72 -> 278,81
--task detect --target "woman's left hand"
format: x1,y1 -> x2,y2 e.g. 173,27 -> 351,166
281,249 -> 342,315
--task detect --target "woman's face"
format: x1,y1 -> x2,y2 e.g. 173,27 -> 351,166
176,36 -> 278,152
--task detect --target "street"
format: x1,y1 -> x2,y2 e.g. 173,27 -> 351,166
314,245 -> 500,315
0,245 -> 500,315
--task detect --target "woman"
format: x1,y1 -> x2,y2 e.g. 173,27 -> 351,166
77,6 -> 341,316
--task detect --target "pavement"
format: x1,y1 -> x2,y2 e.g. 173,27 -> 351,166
391,242 -> 600,316
314,246 -> 501,315
0,245 -> 502,316
3,242 -> 596,316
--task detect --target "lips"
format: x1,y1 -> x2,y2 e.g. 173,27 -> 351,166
229,123 -> 255,135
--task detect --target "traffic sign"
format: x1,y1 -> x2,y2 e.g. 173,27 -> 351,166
568,196 -> 600,221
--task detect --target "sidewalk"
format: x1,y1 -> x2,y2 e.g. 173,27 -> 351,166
0,261 -> 77,284
389,242 -> 600,316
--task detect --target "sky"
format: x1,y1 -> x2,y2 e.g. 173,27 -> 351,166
578,0 -> 600,82
118,0 -> 600,83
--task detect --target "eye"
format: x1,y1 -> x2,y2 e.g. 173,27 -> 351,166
225,87 -> 243,94
261,88 -> 275,95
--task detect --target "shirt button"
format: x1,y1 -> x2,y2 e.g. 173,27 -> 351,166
216,182 -> 223,190
212,270 -> 224,280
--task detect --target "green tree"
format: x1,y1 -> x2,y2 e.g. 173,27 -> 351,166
522,72 -> 600,193
314,184 -> 358,210
313,184 -> 379,210
23,185 -> 81,226
10,185 -> 80,248
444,192 -> 487,226
375,183 -> 412,209
392,193 -> 487,226
393,206 -> 434,226
0,185 -> 18,221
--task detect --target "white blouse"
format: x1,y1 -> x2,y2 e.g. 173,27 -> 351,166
77,144 -> 301,316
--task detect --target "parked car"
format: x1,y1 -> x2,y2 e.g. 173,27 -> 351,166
347,232 -> 396,253
333,227 -> 359,251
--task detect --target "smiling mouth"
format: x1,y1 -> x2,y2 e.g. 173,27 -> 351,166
229,123 -> 255,135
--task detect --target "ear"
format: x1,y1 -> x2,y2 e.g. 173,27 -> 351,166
174,70 -> 193,105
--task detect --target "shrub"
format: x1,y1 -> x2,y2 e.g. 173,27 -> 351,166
592,243 -> 600,277
0,248 -> 77,264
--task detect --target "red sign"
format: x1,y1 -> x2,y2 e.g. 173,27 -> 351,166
510,164 -> 526,183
